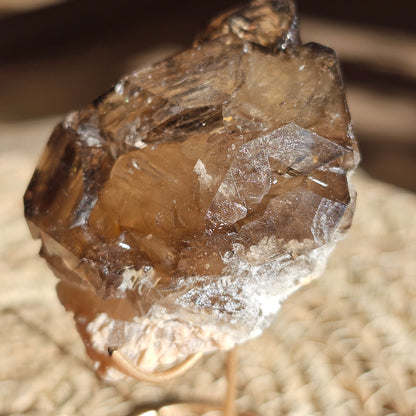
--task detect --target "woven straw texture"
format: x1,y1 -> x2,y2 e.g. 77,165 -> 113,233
1,146 -> 415,416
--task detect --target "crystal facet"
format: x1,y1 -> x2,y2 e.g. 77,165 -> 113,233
24,0 -> 359,380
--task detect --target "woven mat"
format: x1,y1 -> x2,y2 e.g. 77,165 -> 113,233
1,147 -> 416,416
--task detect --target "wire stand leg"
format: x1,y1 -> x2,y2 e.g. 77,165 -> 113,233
224,348 -> 237,416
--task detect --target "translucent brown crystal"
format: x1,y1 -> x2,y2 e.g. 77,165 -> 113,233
24,0 -> 359,380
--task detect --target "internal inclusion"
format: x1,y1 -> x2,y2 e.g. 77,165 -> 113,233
24,0 -> 359,380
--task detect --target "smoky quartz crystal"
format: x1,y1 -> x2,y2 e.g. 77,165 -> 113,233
24,0 -> 359,380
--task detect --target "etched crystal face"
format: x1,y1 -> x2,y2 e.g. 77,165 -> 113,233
24,0 -> 359,380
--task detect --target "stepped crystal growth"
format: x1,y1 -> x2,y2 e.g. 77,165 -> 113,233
24,0 -> 359,380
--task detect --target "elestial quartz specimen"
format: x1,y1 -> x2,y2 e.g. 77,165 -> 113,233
24,0 -> 359,380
